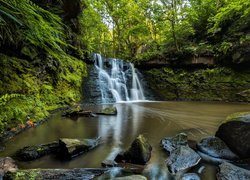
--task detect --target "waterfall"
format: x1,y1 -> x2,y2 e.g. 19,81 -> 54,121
94,53 -> 146,103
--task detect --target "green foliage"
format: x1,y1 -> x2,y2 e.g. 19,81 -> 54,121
81,0 -> 249,65
209,0 -> 250,34
0,0 -> 66,55
0,0 -> 87,133
0,94 -> 48,130
148,67 -> 250,101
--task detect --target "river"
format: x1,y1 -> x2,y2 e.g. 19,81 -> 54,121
1,101 -> 250,179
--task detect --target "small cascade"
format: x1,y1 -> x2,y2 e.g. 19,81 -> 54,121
94,53 -> 146,103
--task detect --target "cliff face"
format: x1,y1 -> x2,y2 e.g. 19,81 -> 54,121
144,67 -> 250,102
0,1 -> 87,135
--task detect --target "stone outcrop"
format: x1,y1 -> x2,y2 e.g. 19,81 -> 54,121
58,137 -> 101,159
161,133 -> 188,154
217,162 -> 250,180
166,146 -> 201,175
15,142 -> 59,161
0,157 -> 18,178
115,135 -> 152,165
216,112 -> 250,158
197,136 -> 239,160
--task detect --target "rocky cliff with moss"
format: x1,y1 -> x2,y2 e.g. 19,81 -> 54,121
0,0 -> 87,136
144,67 -> 250,102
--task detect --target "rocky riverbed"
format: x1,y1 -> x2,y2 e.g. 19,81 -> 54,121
0,104 -> 250,179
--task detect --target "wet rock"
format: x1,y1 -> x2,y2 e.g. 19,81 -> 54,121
96,107 -> 117,115
115,135 -> 152,165
197,136 -> 239,160
58,137 -> 100,159
4,168 -> 108,180
102,147 -> 122,167
181,173 -> 200,180
197,151 -> 229,165
116,163 -> 145,174
161,133 -> 188,153
217,162 -> 250,180
224,112 -> 250,123
232,158 -> 250,170
114,175 -> 147,180
15,142 -> 59,161
167,146 -> 201,175
216,116 -> 250,158
0,157 -> 18,178
62,108 -> 96,118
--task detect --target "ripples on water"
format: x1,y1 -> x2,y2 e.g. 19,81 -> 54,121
1,101 -> 249,179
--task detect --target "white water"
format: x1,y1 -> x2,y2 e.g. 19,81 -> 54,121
94,53 -> 145,103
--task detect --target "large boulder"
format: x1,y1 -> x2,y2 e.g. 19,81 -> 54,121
115,135 -> 152,165
216,112 -> 250,158
167,146 -> 201,175
161,133 -> 188,154
58,137 -> 100,159
197,136 -> 239,160
0,157 -> 18,178
15,142 -> 59,161
217,162 -> 250,180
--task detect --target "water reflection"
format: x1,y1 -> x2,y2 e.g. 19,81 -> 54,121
0,101 -> 249,179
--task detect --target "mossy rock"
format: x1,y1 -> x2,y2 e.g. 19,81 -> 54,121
115,134 -> 152,165
4,168 -> 108,180
15,142 -> 59,161
223,112 -> 250,123
97,107 -> 117,115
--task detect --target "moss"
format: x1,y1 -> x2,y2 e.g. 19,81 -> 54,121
5,170 -> 42,180
146,67 -> 250,102
224,112 -> 250,123
0,53 -> 86,135
0,0 -> 88,138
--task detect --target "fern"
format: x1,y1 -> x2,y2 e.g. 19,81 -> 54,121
0,94 -> 24,106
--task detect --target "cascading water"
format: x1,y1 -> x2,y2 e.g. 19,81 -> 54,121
94,53 -> 145,103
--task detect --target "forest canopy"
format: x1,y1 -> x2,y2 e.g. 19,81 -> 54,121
81,0 -> 250,65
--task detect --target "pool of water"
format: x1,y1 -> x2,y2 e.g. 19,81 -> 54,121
1,101 -> 249,179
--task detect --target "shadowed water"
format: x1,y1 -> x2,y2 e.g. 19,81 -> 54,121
0,101 -> 250,179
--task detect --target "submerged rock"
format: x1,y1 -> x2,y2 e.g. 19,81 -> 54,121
216,117 -> 250,158
161,133 -> 188,154
217,162 -> 250,180
58,137 -> 100,159
181,173 -> 200,180
115,135 -> 152,165
197,136 -> 239,160
0,157 -> 18,178
167,146 -> 201,175
96,107 -> 117,115
4,168 -> 108,180
16,142 -> 59,161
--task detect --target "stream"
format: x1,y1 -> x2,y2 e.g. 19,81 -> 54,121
0,101 -> 250,179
